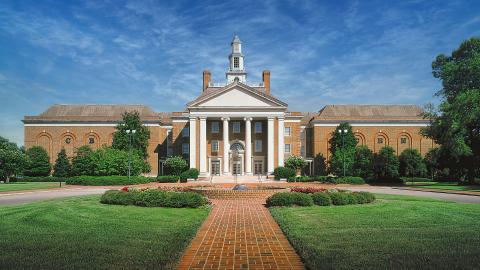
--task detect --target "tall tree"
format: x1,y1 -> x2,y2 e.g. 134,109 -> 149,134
23,146 -> 51,177
423,37 -> 480,183
373,146 -> 399,180
353,145 -> 374,179
71,146 -> 94,176
112,111 -> 151,159
399,148 -> 427,178
329,123 -> 357,176
53,148 -> 71,177
0,136 -> 26,182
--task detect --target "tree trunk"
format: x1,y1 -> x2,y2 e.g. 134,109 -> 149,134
6,176 -> 10,183
467,169 -> 476,185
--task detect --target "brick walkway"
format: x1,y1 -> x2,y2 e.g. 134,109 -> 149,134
177,199 -> 304,270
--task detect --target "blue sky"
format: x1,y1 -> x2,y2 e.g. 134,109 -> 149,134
1,0 -> 479,145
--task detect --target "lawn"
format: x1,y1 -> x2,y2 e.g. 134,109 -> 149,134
0,195 -> 210,270
270,194 -> 480,270
0,182 -> 65,192
406,182 -> 480,192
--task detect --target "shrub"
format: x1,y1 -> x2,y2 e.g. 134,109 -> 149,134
328,192 -> 357,205
71,146 -> 95,176
180,168 -> 199,180
53,148 -> 71,177
66,176 -> 154,185
290,187 -> 327,194
274,167 -> 296,180
332,176 -> 365,185
284,156 -> 307,172
373,146 -> 400,180
23,146 -> 51,177
100,190 -> 208,208
312,192 -> 332,206
0,136 -> 26,182
352,192 -> 376,204
399,177 -> 433,183
353,146 -> 374,178
164,156 -> 188,176
14,176 -> 67,182
399,148 -> 427,178
157,175 -> 179,183
90,146 -> 149,176
313,153 -> 327,176
266,192 -> 314,207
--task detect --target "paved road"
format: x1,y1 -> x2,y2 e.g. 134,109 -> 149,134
345,186 -> 480,204
0,188 -> 109,205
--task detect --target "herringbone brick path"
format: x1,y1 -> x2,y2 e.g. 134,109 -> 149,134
177,199 -> 304,270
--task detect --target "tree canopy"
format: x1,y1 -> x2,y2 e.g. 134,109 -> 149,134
112,111 -> 151,159
23,146 -> 51,177
0,136 -> 26,182
329,123 -> 357,176
423,37 -> 480,183
399,148 -> 427,178
53,148 -> 71,177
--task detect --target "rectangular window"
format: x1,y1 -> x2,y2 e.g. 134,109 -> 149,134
284,127 -> 291,136
182,127 -> 189,138
254,122 -> 262,133
377,137 -> 384,144
285,144 -> 291,153
211,140 -> 219,152
211,121 -> 219,133
234,57 -> 239,68
233,122 -> 240,133
182,143 -> 189,154
401,137 -> 407,144
255,140 -> 262,152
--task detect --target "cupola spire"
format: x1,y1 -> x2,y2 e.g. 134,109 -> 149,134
226,34 -> 247,83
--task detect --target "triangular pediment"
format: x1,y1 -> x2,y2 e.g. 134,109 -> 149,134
188,83 -> 287,108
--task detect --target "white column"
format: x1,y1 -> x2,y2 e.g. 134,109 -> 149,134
278,116 -> 285,167
199,117 -> 207,176
245,117 -> 252,175
189,117 -> 196,168
267,116 -> 275,174
222,117 -> 230,175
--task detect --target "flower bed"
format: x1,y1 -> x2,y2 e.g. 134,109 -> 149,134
287,176 -> 365,184
290,187 -> 327,194
100,187 -> 208,208
266,190 -> 375,207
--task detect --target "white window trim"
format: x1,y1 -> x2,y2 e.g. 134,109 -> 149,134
211,122 -> 219,133
255,140 -> 262,153
212,140 -> 219,152
233,122 -> 241,133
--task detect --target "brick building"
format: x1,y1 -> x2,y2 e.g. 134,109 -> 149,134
23,36 -> 434,176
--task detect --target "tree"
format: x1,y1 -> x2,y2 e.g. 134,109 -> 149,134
313,153 -> 327,176
284,155 -> 307,174
328,123 -> 357,176
399,148 -> 427,178
90,146 -> 149,176
164,156 -> 188,176
23,146 -> 51,177
423,37 -> 480,184
0,136 -> 26,182
112,111 -> 151,159
373,146 -> 399,180
71,146 -> 95,176
353,145 -> 374,179
53,148 -> 71,177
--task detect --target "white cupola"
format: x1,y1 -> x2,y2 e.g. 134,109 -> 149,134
226,35 -> 247,83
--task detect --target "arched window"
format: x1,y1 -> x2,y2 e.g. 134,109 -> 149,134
230,142 -> 244,151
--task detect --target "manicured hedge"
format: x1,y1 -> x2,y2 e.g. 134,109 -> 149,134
352,192 -> 376,204
157,175 -> 180,183
66,176 -> 154,186
180,168 -> 200,181
274,167 -> 296,180
311,192 -> 332,206
287,176 -> 365,184
266,192 -> 314,207
100,190 -> 208,208
328,192 -> 357,205
10,176 -> 67,182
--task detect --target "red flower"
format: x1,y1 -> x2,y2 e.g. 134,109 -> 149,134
291,187 -> 326,194
121,186 -> 129,192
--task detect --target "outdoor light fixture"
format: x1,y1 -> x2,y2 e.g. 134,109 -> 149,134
126,129 -> 137,180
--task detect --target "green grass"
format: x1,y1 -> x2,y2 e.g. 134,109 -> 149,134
406,181 -> 480,192
0,195 -> 210,270
0,182 -> 65,192
270,194 -> 480,270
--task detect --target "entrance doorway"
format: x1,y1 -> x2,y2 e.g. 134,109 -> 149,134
232,161 -> 242,175
254,160 -> 263,175
211,160 -> 221,176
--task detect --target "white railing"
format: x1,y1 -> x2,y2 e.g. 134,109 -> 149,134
209,82 -> 226,87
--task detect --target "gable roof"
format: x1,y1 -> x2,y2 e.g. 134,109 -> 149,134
314,105 -> 426,122
187,81 -> 287,108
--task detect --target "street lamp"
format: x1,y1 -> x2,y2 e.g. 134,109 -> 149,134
126,129 -> 136,180
338,129 -> 348,177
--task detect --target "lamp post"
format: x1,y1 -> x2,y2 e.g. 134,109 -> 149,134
126,129 -> 136,181
338,129 -> 348,177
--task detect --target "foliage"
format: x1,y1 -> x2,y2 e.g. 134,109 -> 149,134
284,155 -> 307,171
180,168 -> 199,180
287,175 -> 365,184
0,136 -> 26,182
329,123 -> 357,176
328,191 -> 357,205
13,176 -> 67,182
71,146 -> 95,176
352,192 -> 376,204
90,146 -> 150,176
422,37 -> 480,183
399,149 -> 427,178
313,153 -> 327,176
399,177 -> 433,183
112,111 -> 151,159
353,145 -> 374,178
100,189 -> 208,208
373,146 -> 399,180
266,192 -> 314,207
23,146 -> 51,177
290,187 -> 327,194
274,166 -> 296,180
311,192 -> 332,206
53,148 -> 71,177
157,175 -> 180,183
66,175 -> 154,185
164,156 -> 188,176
